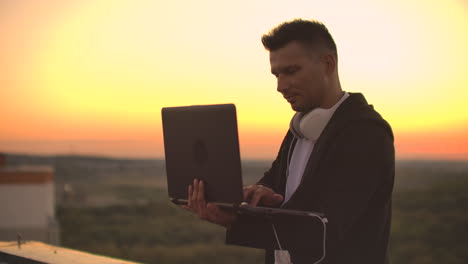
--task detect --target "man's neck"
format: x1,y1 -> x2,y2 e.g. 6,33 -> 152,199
320,86 -> 344,109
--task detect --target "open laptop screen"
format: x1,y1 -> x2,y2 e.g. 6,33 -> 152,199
161,104 -> 244,205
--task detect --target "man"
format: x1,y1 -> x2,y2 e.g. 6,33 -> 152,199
185,19 -> 395,264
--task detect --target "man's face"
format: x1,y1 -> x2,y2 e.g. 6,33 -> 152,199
269,41 -> 328,112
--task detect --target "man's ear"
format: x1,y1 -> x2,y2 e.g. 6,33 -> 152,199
320,54 -> 336,75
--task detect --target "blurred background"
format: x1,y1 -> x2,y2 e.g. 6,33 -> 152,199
1,0 -> 467,263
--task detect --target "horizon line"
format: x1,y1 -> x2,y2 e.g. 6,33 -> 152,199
3,151 -> 468,163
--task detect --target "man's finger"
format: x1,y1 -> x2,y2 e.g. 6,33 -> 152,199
243,185 -> 255,201
266,193 -> 284,206
192,179 -> 199,209
187,184 -> 193,208
197,180 -> 207,214
198,180 -> 206,200
250,189 -> 265,207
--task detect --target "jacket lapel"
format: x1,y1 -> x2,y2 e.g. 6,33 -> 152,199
282,93 -> 363,206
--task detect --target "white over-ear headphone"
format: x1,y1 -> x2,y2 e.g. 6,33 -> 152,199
289,92 -> 350,141
289,108 -> 334,141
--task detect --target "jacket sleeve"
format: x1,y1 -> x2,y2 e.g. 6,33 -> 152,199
313,122 -> 395,263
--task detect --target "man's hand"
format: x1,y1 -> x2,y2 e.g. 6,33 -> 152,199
183,179 -> 237,228
243,184 -> 284,207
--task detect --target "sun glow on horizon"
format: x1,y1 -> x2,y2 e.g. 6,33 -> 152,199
1,0 -> 467,160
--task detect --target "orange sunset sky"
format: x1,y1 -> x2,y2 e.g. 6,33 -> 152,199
1,0 -> 467,160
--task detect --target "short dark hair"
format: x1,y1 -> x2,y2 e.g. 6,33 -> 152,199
261,19 -> 337,58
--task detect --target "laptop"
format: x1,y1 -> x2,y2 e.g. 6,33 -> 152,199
161,103 -> 325,218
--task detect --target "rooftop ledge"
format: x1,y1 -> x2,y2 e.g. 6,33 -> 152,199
0,241 -> 141,264
0,166 -> 54,184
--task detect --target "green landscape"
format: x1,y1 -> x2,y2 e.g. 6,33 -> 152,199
5,154 -> 468,263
